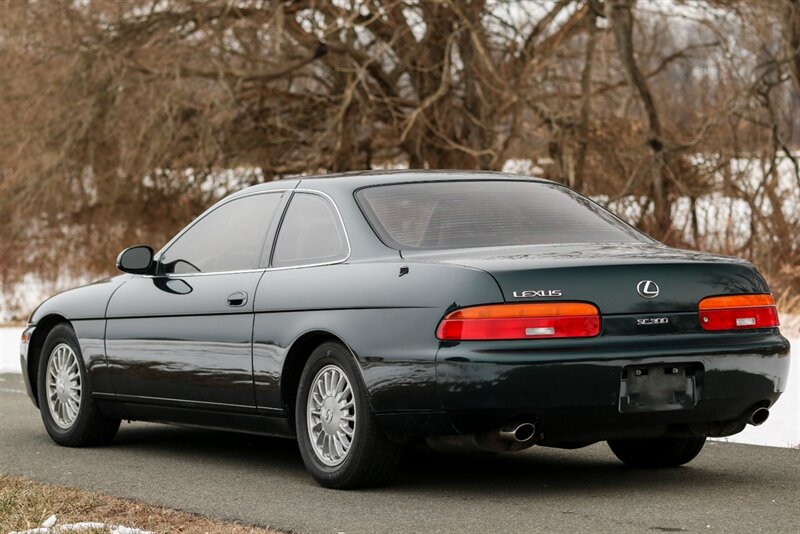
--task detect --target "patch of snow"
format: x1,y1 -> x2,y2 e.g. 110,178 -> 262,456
502,159 -> 547,176
1,326 -> 24,374
112,527 -> 153,534
10,515 -> 153,534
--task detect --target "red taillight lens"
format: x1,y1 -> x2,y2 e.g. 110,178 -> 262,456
698,294 -> 779,331
436,303 -> 601,341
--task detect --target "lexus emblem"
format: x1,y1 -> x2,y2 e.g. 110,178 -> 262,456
636,280 -> 660,299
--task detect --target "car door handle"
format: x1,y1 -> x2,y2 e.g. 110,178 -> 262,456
226,291 -> 248,307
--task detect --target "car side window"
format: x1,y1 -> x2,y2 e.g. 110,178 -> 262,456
272,193 -> 348,268
160,193 -> 282,274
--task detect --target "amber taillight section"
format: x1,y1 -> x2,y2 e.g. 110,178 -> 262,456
698,294 -> 779,331
436,303 -> 601,341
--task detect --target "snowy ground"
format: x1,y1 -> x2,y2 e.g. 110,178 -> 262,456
10,515 -> 152,534
1,326 -> 24,374
2,325 -> 797,448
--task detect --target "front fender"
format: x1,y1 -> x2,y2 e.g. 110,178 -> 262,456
24,275 -> 130,406
29,275 -> 130,325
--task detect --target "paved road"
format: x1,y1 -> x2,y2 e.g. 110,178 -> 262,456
1,374 -> 798,533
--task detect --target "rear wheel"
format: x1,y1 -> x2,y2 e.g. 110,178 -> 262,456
607,436 -> 706,468
37,323 -> 120,446
295,341 -> 402,488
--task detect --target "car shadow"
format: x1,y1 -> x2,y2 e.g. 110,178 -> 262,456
391,444 -> 714,496
113,422 -> 303,464
108,422 -> 739,497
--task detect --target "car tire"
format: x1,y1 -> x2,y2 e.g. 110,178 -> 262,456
296,341 -> 403,489
607,436 -> 706,468
37,323 -> 121,446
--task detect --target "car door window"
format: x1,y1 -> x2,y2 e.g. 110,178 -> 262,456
272,193 -> 348,268
160,193 -> 282,274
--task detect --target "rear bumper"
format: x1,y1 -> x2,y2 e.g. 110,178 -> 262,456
433,331 -> 790,443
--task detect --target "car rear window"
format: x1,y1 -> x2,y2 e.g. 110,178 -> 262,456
356,180 -> 647,250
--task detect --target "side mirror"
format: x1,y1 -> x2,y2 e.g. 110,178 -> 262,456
116,246 -> 154,275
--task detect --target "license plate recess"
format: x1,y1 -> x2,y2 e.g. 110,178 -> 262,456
619,364 -> 701,413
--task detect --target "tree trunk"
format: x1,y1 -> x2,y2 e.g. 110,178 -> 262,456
574,6 -> 598,192
607,0 -> 670,237
784,0 -> 800,95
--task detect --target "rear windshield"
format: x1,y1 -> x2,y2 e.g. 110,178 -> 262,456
356,180 -> 647,250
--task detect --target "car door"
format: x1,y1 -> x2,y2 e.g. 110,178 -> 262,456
105,191 -> 285,411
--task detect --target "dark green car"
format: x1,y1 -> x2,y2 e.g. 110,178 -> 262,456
21,171 -> 790,488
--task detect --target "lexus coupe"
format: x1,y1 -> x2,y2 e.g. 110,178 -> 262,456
21,171 -> 790,488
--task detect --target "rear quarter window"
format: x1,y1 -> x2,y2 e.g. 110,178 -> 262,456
272,192 -> 348,268
356,180 -> 647,250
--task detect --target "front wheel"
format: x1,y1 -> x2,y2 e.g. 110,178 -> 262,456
37,323 -> 121,446
295,341 -> 402,489
607,436 -> 706,468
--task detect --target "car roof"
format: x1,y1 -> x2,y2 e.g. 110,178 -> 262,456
231,169 -> 554,197
298,169 -> 552,184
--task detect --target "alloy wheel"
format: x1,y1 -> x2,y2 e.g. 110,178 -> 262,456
306,364 -> 357,466
46,343 -> 81,429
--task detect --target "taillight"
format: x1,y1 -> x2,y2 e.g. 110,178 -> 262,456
698,294 -> 779,331
436,302 -> 601,341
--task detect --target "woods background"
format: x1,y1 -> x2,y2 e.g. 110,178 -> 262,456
1,0 -> 799,320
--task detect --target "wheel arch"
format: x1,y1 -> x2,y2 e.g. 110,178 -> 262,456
27,314 -> 71,406
280,329 -> 361,431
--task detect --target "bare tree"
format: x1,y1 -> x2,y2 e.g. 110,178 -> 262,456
0,0 -> 797,318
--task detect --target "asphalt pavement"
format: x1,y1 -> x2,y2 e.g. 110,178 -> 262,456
1,374 -> 798,533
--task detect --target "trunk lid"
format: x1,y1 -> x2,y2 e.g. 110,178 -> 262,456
403,243 -> 768,315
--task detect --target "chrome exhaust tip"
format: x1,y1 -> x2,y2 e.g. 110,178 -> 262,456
747,407 -> 770,426
499,422 -> 536,443
427,421 -> 539,453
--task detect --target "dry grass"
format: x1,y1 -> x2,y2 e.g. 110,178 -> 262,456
0,474 -> 279,534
